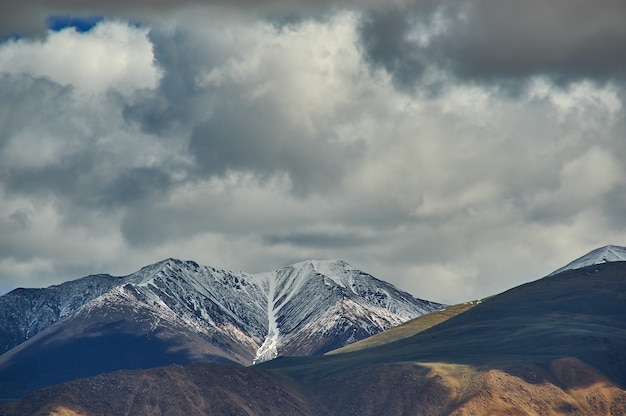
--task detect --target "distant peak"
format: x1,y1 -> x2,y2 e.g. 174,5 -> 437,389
150,258 -> 200,269
549,245 -> 626,275
124,258 -> 201,285
600,244 -> 626,254
134,258 -> 180,274
310,259 -> 350,269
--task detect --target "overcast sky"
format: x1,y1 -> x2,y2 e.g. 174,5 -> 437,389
0,0 -> 625,304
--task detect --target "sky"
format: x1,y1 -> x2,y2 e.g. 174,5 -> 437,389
0,0 -> 625,304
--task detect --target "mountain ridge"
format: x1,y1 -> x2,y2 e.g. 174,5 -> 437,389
0,257 -> 443,400
3,254 -> 626,415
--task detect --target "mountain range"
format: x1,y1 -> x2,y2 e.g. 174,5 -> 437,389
0,258 -> 443,401
1,245 -> 626,415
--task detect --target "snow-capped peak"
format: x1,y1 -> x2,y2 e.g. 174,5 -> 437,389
0,257 -> 445,366
549,245 -> 626,276
123,258 -> 176,284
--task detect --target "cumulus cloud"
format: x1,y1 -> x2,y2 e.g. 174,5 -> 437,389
126,12 -> 367,194
1,4 -> 626,304
0,21 -> 159,93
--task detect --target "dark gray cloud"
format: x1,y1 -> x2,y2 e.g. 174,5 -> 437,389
0,0 -> 208,36
358,7 -> 428,89
0,74 -> 70,147
123,26 -> 218,135
102,166 -> 174,207
119,201 -> 203,247
359,0 -> 626,88
188,102 -> 360,195
0,0 -> 375,37
264,230 -> 373,248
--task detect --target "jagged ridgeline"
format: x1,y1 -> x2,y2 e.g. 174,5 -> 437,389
0,258 -> 444,400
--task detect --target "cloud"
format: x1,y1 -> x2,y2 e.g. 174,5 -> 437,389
0,21 -> 159,93
0,75 -> 172,209
359,0 -> 626,89
264,226 -> 375,249
127,12 -> 366,194
527,147 -> 625,223
1,6 -> 626,305
0,0 -> 395,38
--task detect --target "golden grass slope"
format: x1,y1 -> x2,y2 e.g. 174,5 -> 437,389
447,358 -> 626,416
327,301 -> 479,355
308,358 -> 626,415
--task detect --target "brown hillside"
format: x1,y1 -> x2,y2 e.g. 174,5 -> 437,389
0,363 -> 316,416
306,359 -> 626,415
3,358 -> 625,415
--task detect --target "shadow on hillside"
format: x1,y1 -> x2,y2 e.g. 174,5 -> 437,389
0,321 -> 236,401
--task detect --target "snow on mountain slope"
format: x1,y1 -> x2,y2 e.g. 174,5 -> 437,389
0,258 -> 445,366
119,258 -> 444,363
549,245 -> 626,276
252,259 -> 443,362
123,259 -> 268,347
0,274 -> 122,353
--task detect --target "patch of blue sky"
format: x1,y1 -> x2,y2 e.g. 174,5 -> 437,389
46,16 -> 104,33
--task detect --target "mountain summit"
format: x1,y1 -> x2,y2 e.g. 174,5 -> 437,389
549,245 -> 626,276
0,258 -> 443,400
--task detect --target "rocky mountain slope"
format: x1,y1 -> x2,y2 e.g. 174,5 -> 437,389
0,274 -> 122,354
0,258 -> 443,400
4,249 -> 626,415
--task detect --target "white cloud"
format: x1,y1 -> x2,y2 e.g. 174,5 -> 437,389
0,21 -> 159,93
